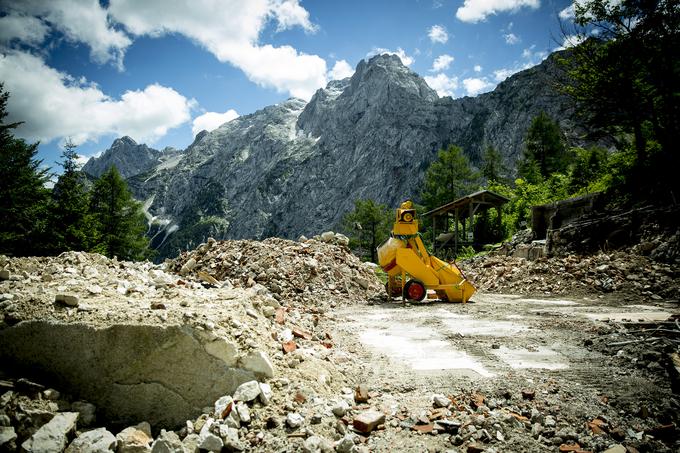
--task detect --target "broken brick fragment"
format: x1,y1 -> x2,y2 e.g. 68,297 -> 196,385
471,393 -> 485,409
282,340 -> 297,354
291,327 -> 312,339
352,410 -> 385,434
412,424 -> 434,434
275,308 -> 285,324
559,443 -> 581,452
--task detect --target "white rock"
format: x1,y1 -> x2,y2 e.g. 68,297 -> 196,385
286,412 -> 304,429
334,233 -> 350,246
235,402 -> 250,424
55,294 -> 79,306
332,400 -> 350,417
261,306 -> 275,317
71,401 -> 96,426
277,328 -> 293,343
181,434 -> 200,452
334,435 -> 355,453
0,426 -> 16,448
22,412 -> 79,452
233,380 -> 261,402
115,425 -> 152,453
240,351 -> 275,378
150,430 -> 183,453
213,395 -> 233,419
320,231 -> 335,243
198,432 -> 222,452
218,426 -> 243,451
432,394 -> 451,408
203,338 -> 238,367
65,427 -> 116,453
259,382 -> 273,405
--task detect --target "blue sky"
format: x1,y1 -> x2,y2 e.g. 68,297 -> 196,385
0,0 -> 580,173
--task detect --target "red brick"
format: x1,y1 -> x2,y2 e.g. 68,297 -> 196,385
352,410 -> 385,434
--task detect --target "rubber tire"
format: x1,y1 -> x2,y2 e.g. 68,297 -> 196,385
403,279 -> 426,302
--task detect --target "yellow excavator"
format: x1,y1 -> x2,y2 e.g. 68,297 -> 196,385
377,201 -> 476,303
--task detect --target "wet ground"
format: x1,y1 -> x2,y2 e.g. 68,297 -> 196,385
329,292 -> 679,452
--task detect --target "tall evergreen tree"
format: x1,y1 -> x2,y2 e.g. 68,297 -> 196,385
481,145 -> 505,184
48,139 -> 93,253
342,199 -> 391,263
90,166 -> 152,261
518,112 -> 570,182
0,84 -> 50,256
421,145 -> 480,211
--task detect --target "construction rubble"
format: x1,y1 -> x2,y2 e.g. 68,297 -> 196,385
0,230 -> 678,452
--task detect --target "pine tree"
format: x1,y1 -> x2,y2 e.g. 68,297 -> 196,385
421,145 -> 480,211
518,112 -> 570,182
90,166 -> 152,261
481,145 -> 505,184
342,199 -> 391,262
48,139 -> 93,253
0,84 -> 50,256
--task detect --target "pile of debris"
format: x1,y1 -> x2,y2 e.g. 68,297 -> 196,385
464,251 -> 679,299
168,233 -> 383,309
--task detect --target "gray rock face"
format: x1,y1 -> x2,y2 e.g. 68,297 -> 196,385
89,52 -> 588,259
82,136 -> 181,179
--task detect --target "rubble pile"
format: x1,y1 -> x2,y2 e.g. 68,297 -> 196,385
464,251 -> 679,299
168,234 -> 383,309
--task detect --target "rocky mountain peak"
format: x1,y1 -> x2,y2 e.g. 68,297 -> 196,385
112,136 -> 138,147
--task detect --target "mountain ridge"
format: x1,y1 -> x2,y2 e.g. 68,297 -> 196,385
84,51 -> 587,259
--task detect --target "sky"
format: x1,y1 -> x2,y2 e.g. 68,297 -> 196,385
0,0 -> 582,173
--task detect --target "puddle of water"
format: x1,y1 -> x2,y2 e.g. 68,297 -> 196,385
492,346 -> 569,370
359,328 -> 494,377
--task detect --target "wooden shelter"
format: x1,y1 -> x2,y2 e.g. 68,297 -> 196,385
423,190 -> 510,256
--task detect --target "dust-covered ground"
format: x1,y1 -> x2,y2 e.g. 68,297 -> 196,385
0,236 -> 678,452
328,292 -> 679,452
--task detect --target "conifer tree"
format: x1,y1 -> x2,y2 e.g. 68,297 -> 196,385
421,145 -> 480,211
518,112 -> 570,182
342,199 -> 391,262
90,166 -> 152,261
0,84 -> 50,256
48,139 -> 93,253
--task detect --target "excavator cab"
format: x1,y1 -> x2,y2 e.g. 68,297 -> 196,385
377,200 -> 476,303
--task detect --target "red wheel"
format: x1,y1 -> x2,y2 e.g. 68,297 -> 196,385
403,280 -> 426,302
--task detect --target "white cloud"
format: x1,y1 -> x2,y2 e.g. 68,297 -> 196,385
456,0 -> 540,23
463,77 -> 493,96
369,47 -> 415,66
559,4 -> 575,20
424,73 -> 458,97
192,109 -> 239,136
493,67 -> 518,81
0,51 -> 194,144
3,0 -> 132,69
0,14 -> 49,47
474,64 -> 482,72
431,54 -> 454,72
108,0 -> 327,100
504,32 -> 520,44
428,25 -> 449,44
328,60 -> 355,80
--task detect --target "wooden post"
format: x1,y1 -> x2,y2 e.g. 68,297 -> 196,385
432,215 -> 436,255
469,201 -> 474,246
454,209 -> 459,257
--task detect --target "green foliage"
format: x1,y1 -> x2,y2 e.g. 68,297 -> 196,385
90,166 -> 152,261
481,145 -> 506,184
421,145 -> 480,211
48,140 -> 94,253
518,112 -> 571,182
561,0 -> 679,200
568,146 -> 609,194
342,199 -> 391,262
0,84 -> 50,256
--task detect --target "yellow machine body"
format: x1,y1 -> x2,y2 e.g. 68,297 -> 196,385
377,201 -> 476,303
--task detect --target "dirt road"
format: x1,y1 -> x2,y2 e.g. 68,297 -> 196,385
330,292 -> 679,452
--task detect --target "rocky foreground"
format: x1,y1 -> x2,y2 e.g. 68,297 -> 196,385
0,232 -> 678,453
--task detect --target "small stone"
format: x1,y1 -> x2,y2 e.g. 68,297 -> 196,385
332,400 -> 350,417
432,394 -> 451,408
150,430 -> 183,453
233,380 -> 261,402
544,415 -> 556,428
235,402 -> 250,424
198,432 -> 223,452
521,389 -> 535,400
181,434 -> 200,452
246,308 -> 258,318
259,382 -> 273,405
65,428 -> 116,453
354,384 -> 369,403
286,412 -> 304,429
467,443 -> 485,453
43,388 -> 61,400
602,445 -> 626,453
240,351 -> 275,378
352,410 -> 385,433
55,293 -> 79,306
219,425 -> 244,451
0,426 -> 16,448
262,306 -> 275,317
214,395 -> 233,419
334,435 -> 355,453
282,340 -> 297,354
